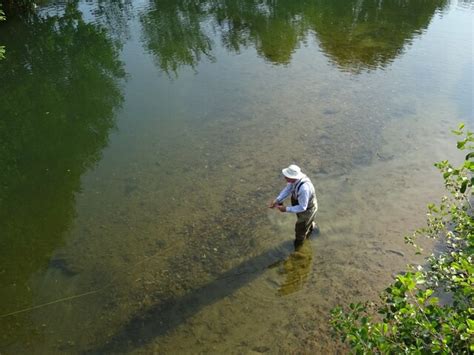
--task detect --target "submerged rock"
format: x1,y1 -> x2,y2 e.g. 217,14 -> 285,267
386,249 -> 405,257
48,255 -> 80,276
252,345 -> 270,353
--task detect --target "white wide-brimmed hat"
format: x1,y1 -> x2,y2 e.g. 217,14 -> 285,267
282,164 -> 304,179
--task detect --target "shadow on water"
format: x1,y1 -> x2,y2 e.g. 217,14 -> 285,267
88,239 -> 305,353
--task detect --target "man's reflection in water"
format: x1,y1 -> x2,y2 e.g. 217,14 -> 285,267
277,239 -> 313,296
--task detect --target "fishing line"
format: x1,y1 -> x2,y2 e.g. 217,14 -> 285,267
0,290 -> 103,318
0,249 -> 170,319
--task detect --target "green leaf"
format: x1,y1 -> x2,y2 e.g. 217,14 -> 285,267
348,334 -> 357,342
464,161 -> 474,172
457,140 -> 466,149
466,152 -> 474,160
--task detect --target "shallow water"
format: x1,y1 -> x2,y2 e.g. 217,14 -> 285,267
0,0 -> 473,353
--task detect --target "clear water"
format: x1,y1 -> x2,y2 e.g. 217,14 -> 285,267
0,0 -> 472,353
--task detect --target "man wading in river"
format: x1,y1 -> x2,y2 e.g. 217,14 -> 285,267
269,164 -> 318,249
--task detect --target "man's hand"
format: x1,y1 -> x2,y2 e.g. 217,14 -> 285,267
277,205 -> 286,212
268,199 -> 278,208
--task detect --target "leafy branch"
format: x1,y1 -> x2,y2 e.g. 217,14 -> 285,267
331,124 -> 474,354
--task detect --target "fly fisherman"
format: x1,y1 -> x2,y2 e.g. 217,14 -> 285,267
269,164 -> 318,248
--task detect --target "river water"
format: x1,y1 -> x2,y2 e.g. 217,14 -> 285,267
0,0 -> 472,353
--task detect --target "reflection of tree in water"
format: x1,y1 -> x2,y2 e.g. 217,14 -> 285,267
140,0 -> 214,75
92,0 -> 134,42
456,0 -> 474,9
140,0 -> 448,73
209,0 -> 306,65
0,0 -> 124,325
308,0 -> 448,73
277,240 -> 313,296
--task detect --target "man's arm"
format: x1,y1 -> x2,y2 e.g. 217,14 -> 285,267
275,183 -> 292,204
270,183 -> 292,208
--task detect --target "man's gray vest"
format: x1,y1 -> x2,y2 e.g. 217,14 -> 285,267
290,177 -> 316,211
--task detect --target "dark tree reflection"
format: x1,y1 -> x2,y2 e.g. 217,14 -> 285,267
307,0 -> 448,73
0,0 -> 124,319
140,0 -> 214,74
209,0 -> 307,65
139,0 -> 448,74
92,0 -> 134,42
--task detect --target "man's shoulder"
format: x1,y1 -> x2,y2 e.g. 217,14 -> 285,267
297,177 -> 311,189
300,177 -> 315,191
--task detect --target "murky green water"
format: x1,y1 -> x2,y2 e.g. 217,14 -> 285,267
0,0 -> 472,353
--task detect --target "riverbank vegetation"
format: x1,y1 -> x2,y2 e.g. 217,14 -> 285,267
331,125 -> 473,353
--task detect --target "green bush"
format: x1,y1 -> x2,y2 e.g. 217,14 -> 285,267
331,124 -> 473,354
